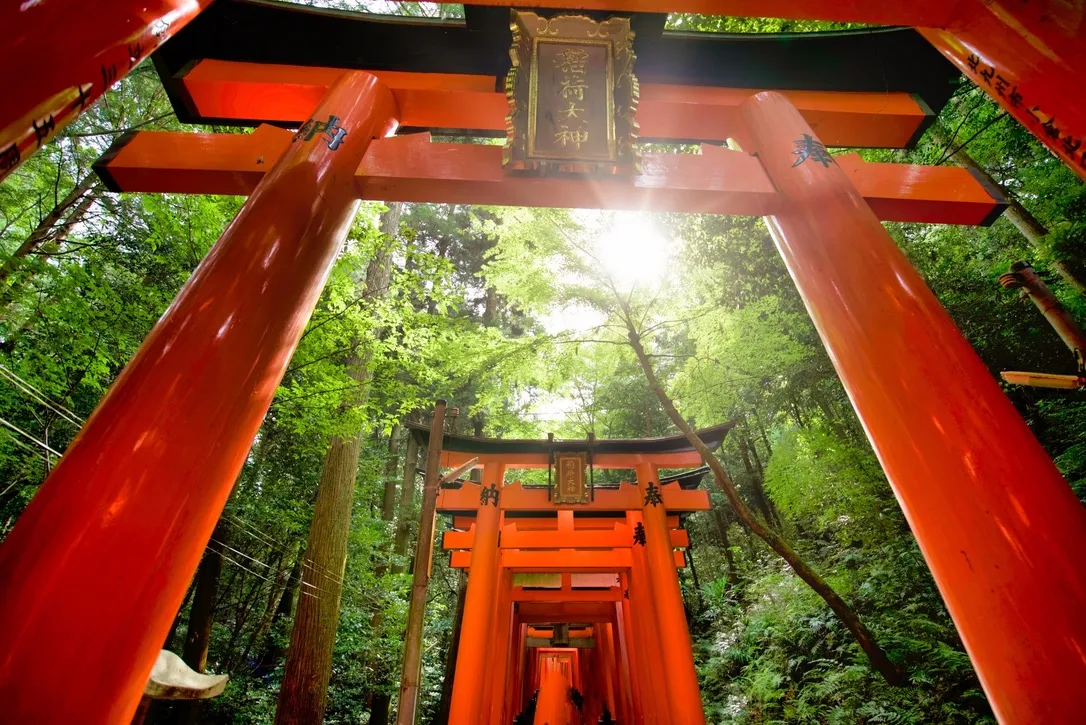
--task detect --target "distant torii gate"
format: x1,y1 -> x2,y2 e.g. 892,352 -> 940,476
0,2 -> 1085,724
414,423 -> 730,725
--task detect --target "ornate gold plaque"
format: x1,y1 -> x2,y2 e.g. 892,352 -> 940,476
504,11 -> 639,175
554,452 -> 589,504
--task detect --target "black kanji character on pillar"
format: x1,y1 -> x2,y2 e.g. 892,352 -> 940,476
791,134 -> 834,168
0,144 -> 20,173
1041,117 -> 1061,140
32,116 -> 55,147
643,481 -> 663,507
101,63 -> 118,89
623,588 -> 629,599
633,521 -> 647,546
293,114 -> 349,150
480,483 -> 500,507
128,43 -> 143,69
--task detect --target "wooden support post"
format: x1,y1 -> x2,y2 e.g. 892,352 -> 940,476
395,401 -> 447,725
635,466 -> 705,725
0,71 -> 397,723
738,90 -> 1086,723
448,465 -> 507,722
1000,262 -> 1086,366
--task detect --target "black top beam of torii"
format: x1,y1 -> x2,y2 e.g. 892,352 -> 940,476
152,0 -> 960,133
406,421 -> 733,489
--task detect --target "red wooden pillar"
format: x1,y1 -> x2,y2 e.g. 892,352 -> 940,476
535,657 -> 571,725
627,528 -> 673,725
449,465 -> 506,722
635,468 -> 705,725
614,597 -> 641,724
511,620 -> 528,718
920,1 -> 1086,181
0,71 -> 397,723
739,90 -> 1086,723
486,566 -> 515,725
0,0 -> 213,183
597,623 -> 619,722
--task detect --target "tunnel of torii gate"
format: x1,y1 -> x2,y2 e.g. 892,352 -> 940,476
2,0 -> 1086,723
414,422 -> 734,725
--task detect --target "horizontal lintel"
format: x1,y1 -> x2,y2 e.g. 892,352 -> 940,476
178,59 -> 933,148
94,129 -> 1006,226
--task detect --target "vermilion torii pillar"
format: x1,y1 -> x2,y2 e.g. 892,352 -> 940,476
636,464 -> 705,724
0,0 -> 213,183
0,72 -> 398,722
448,463 -> 506,722
739,90 -> 1086,722
627,534 -> 673,725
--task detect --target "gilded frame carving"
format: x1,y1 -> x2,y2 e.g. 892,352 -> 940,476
504,10 -> 640,175
554,451 -> 590,504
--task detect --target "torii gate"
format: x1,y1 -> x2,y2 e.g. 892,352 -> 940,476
0,2 -> 1085,723
416,423 -> 731,725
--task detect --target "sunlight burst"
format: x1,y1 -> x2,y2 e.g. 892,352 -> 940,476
595,213 -> 672,288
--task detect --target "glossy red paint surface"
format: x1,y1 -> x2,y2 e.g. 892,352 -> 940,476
448,467 -> 505,723
739,91 -> 1086,723
178,59 -> 933,149
0,72 -> 398,723
921,16 -> 1086,181
0,0 -> 212,183
634,468 -> 705,725
96,129 -> 1006,225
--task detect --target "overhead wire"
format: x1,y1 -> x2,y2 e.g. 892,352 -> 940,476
0,364 -> 84,428
216,511 -> 367,598
221,510 -> 350,589
0,416 -> 63,457
0,367 -> 368,600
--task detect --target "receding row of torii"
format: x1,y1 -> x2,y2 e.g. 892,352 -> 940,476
422,424 -> 727,725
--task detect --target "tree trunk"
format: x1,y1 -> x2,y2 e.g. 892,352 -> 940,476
181,518 -> 228,672
240,547 -> 297,669
275,428 -> 365,723
0,174 -> 100,311
381,425 -> 401,522
254,557 -> 303,678
711,507 -> 740,588
391,435 -> 420,573
275,204 -> 402,725
935,130 -> 1086,296
170,519 -> 229,725
433,570 -> 468,725
366,423 -> 406,725
620,301 -> 907,686
225,558 -> 274,673
736,432 -> 781,531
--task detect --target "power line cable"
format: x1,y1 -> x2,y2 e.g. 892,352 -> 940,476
221,510 -> 357,591
0,365 -> 83,428
0,416 -> 62,457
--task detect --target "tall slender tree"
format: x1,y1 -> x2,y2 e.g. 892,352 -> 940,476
275,204 -> 403,724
